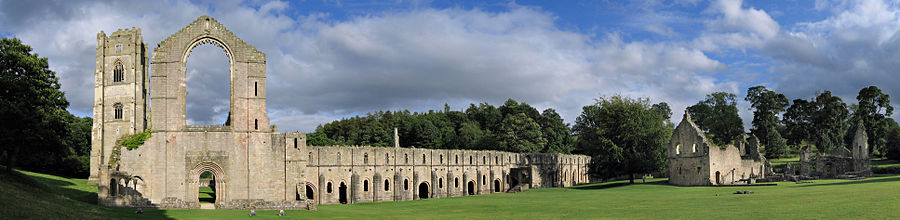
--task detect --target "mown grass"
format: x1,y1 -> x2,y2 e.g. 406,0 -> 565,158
872,158 -> 900,168
769,157 -> 799,166
198,187 -> 215,203
2,168 -> 900,219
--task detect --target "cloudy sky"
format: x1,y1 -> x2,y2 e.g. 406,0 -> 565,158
2,0 -> 899,132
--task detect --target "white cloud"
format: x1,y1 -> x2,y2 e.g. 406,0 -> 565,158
0,1 -> 746,132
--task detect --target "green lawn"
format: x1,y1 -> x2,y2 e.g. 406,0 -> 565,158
2,169 -> 900,219
769,157 -> 799,166
872,158 -> 900,168
198,187 -> 215,203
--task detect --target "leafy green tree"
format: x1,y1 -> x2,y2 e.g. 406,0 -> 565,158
884,118 -> 900,160
0,38 -> 69,172
687,92 -> 743,146
306,130 -> 337,146
812,91 -> 849,153
539,108 -> 573,153
783,98 -> 815,150
573,95 -> 670,183
745,86 -> 789,158
498,113 -> 546,153
854,86 -> 893,156
651,102 -> 672,121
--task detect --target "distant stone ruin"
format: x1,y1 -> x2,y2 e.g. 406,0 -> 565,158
667,111 -> 770,186
790,121 -> 872,179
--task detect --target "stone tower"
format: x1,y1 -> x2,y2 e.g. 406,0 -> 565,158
88,28 -> 149,185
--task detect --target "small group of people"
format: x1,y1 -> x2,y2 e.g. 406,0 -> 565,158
249,209 -> 287,217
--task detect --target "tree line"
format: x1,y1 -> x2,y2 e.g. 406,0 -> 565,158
307,99 -> 574,154
686,86 -> 899,160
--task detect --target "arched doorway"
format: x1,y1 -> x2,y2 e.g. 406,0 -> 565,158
339,182 -> 348,204
109,178 -> 117,196
493,179 -> 501,192
418,182 -> 429,199
467,181 -> 476,195
198,171 -> 216,204
715,171 -> 721,185
191,161 -> 226,208
305,184 -> 315,201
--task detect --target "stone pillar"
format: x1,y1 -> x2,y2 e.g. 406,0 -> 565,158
393,128 -> 399,148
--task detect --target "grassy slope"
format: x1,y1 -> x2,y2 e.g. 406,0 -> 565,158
2,169 -> 900,219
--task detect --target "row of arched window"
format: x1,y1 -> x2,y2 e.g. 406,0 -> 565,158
309,152 -> 540,165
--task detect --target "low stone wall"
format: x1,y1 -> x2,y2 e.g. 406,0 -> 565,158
157,197 -> 316,210
217,200 -> 315,210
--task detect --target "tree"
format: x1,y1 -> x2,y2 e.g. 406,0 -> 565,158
498,113 -> 546,153
812,91 -> 849,153
745,86 -> 789,158
306,130 -> 337,146
573,95 -> 670,183
855,86 -> 893,156
539,108 -> 573,154
687,92 -> 743,146
783,99 -> 815,150
651,102 -> 672,122
884,118 -> 900,160
0,38 -> 69,172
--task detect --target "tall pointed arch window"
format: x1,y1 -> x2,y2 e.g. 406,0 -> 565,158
113,103 -> 123,119
113,61 -> 124,82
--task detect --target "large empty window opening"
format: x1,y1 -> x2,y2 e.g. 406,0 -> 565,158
185,43 -> 230,126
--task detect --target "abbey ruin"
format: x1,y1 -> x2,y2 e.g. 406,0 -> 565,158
668,111 -> 770,186
88,16 -> 590,210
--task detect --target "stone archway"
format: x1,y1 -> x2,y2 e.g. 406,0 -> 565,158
305,183 -> 316,201
493,179 -> 501,192
150,15 -> 269,132
418,182 -> 430,199
467,181 -> 476,195
338,182 -> 348,204
190,161 -> 226,207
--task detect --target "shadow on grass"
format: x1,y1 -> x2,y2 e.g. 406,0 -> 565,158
797,176 -> 900,187
571,179 -> 669,190
24,171 -> 98,204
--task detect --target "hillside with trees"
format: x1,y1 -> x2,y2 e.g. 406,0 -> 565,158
0,38 -> 92,177
307,99 -> 574,154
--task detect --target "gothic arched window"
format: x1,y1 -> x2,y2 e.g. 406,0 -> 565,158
113,62 -> 124,82
113,103 -> 123,119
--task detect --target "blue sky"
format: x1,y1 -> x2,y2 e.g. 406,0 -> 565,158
2,0 -> 899,132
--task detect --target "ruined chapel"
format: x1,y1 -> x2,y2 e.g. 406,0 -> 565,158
88,16 -> 590,210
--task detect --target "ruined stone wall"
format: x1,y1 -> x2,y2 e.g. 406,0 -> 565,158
302,146 -> 590,205
668,111 -> 767,186
668,112 -> 712,186
707,141 -> 765,185
92,15 -> 588,210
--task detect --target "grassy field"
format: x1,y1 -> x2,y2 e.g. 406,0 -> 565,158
872,158 -> 900,168
198,187 -> 215,203
2,169 -> 899,219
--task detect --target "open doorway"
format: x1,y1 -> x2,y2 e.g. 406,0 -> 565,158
339,182 -> 348,204
199,171 -> 216,204
418,182 -> 429,199
467,181 -> 475,195
493,179 -> 501,192
715,171 -> 721,185
306,184 -> 315,201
